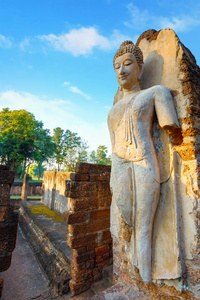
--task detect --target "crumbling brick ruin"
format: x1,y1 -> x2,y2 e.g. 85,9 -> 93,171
0,166 -> 18,297
64,163 -> 112,295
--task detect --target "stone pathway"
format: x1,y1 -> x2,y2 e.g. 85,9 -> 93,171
0,226 -> 111,300
1,226 -> 50,300
0,224 -> 152,300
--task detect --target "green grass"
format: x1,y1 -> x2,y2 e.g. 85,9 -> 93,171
14,179 -> 43,183
11,195 -> 42,199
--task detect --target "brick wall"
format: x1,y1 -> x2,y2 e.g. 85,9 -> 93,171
64,162 -> 112,296
0,166 -> 18,296
10,182 -> 42,196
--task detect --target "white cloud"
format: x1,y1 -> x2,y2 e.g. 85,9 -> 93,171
39,27 -> 109,56
0,91 -> 72,131
69,86 -> 92,100
159,16 -> 200,32
124,3 -> 150,29
20,38 -> 31,50
0,90 -> 111,152
38,26 -> 133,56
0,34 -> 12,48
64,81 -> 70,85
125,3 -> 200,33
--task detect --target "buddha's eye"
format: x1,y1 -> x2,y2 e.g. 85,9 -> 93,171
114,63 -> 120,70
124,60 -> 133,66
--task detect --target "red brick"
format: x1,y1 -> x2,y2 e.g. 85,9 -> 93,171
66,189 -> 97,198
89,164 -> 111,174
63,211 -> 87,224
106,196 -> 112,206
69,279 -> 91,296
0,170 -> 15,185
89,251 -> 95,259
73,247 -> 87,255
87,244 -> 95,251
69,218 -> 110,236
0,236 -> 17,252
96,229 -> 111,244
0,223 -> 18,241
97,182 -> 110,192
90,174 -> 109,181
70,173 -> 90,181
89,208 -> 110,221
0,278 -> 3,298
67,232 -> 98,248
96,258 -> 111,268
71,251 -> 90,264
103,252 -> 110,260
93,273 -> 103,282
71,268 -> 93,282
0,184 -> 10,206
71,262 -> 86,271
85,259 -> 95,269
0,254 -> 12,272
96,255 -> 104,263
66,181 -> 97,192
68,197 -> 99,212
95,244 -> 110,256
92,267 -> 100,276
75,163 -> 92,174
0,206 -> 12,222
99,196 -> 106,207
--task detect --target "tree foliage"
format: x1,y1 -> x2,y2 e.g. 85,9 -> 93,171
0,108 -> 112,176
52,127 -> 88,171
0,108 -> 55,176
29,164 -> 47,179
89,145 -> 111,165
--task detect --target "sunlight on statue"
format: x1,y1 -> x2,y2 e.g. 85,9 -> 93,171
108,41 -> 182,282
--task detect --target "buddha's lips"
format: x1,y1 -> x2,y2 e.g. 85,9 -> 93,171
119,75 -> 128,80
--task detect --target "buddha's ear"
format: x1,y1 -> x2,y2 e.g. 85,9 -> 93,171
138,67 -> 143,81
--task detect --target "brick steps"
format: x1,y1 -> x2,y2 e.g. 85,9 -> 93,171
19,201 -> 71,295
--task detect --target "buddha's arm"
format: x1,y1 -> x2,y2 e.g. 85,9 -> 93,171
155,85 -> 182,145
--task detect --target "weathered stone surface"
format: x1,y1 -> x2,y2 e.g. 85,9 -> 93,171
21,173 -> 29,201
108,29 -> 200,298
42,171 -> 70,214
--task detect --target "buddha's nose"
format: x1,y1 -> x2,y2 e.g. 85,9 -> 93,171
119,63 -> 125,74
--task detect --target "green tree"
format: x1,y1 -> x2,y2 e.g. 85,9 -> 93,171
33,127 -> 55,179
77,140 -> 89,163
52,127 -> 83,171
52,127 -> 66,171
89,145 -> 111,165
29,164 -> 47,179
89,150 -> 97,164
0,108 -> 55,176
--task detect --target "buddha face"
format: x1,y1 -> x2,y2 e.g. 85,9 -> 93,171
114,53 -> 141,90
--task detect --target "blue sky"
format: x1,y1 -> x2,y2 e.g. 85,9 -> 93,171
0,0 -> 200,153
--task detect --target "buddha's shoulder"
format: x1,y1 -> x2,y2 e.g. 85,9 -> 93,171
141,85 -> 170,96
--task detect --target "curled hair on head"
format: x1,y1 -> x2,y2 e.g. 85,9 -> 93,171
113,40 -> 143,69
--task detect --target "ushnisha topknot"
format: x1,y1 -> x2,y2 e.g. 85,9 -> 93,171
113,40 -> 143,69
